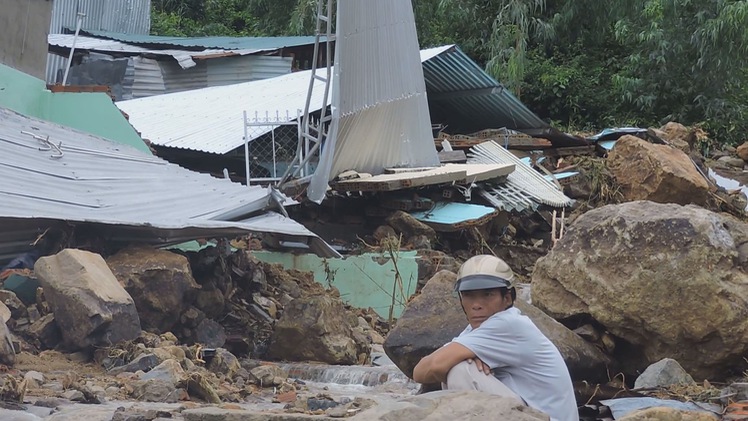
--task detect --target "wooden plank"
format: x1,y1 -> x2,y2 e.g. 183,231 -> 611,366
333,167 -> 469,192
438,150 -> 467,163
445,163 -> 515,182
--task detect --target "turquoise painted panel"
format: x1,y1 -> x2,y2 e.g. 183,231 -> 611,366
45,93 -> 151,153
252,251 -> 419,319
411,202 -> 495,225
0,64 -> 151,154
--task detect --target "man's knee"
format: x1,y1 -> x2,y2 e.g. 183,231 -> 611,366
445,360 -> 477,390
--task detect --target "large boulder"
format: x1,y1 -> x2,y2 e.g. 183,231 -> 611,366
607,135 -> 708,206
34,249 -> 141,349
267,295 -> 368,365
107,247 -> 199,333
354,390 -> 548,421
383,270 -> 613,382
532,201 -> 748,380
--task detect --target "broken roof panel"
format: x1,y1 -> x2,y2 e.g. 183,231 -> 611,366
0,64 -> 151,154
468,141 -> 573,210
422,45 -> 547,133
49,34 -> 264,69
79,29 -> 321,51
0,107 -> 337,263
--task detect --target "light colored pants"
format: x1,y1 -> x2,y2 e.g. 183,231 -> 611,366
442,361 -> 523,402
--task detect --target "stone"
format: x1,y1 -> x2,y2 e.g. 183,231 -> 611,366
194,318 -> 226,348
717,156 -> 746,169
207,348 -> 241,378
408,235 -> 431,250
0,319 -> 15,365
180,307 -> 205,328
0,290 -> 26,320
0,301 -> 11,323
268,295 -> 368,365
249,364 -> 288,387
386,211 -> 437,242
737,142 -> 748,162
656,122 -> 693,153
23,371 -> 45,387
34,249 -> 141,350
140,359 -> 184,385
108,353 -> 160,375
607,135 -> 709,206
195,288 -> 226,319
532,201 -> 748,380
634,358 -> 695,389
354,390 -> 548,420
107,247 -> 199,333
130,379 -> 181,403
384,270 -> 613,382
27,314 -> 61,349
373,225 -> 397,244
617,406 -> 717,421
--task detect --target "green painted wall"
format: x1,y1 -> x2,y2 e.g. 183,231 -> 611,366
253,251 -> 419,319
0,64 -> 151,154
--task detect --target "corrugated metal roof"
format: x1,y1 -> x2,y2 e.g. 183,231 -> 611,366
49,34 -> 266,69
422,45 -> 549,133
116,48 -> 444,154
47,0 -> 151,83
0,107 -> 337,263
117,69 -> 326,154
116,45 -> 559,155
468,141 -> 573,210
81,29 -> 321,51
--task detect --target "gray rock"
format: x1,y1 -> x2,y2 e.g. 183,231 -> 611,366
194,318 -> 226,348
384,270 -> 613,382
249,364 -> 288,387
27,314 -> 61,349
354,390 -> 547,420
182,406 -> 334,421
107,247 -> 199,334
108,353 -> 160,375
34,249 -> 141,350
207,348 -> 241,378
23,370 -> 45,387
717,156 -> 746,169
61,389 -> 85,401
634,358 -> 695,389
130,379 -> 181,403
533,201 -> 748,380
0,319 -> 15,365
139,359 -> 184,385
0,290 -> 26,319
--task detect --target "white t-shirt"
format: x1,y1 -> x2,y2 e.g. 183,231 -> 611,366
452,307 -> 579,421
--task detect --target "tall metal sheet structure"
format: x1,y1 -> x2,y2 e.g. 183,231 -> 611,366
47,0 -> 151,83
307,0 -> 439,203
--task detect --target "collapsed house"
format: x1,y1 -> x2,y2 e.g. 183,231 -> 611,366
0,106 -> 338,268
48,30 -> 325,100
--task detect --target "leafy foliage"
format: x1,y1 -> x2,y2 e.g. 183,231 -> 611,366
150,0 -> 748,144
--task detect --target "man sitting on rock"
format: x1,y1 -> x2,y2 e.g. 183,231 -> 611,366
412,255 -> 578,421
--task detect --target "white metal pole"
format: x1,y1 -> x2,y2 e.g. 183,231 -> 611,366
62,12 -> 86,86
243,111 -> 251,186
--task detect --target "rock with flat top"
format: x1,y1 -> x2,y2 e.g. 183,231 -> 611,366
34,249 -> 141,350
107,247 -> 199,333
354,390 -> 547,421
608,135 -> 708,206
533,201 -> 748,380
